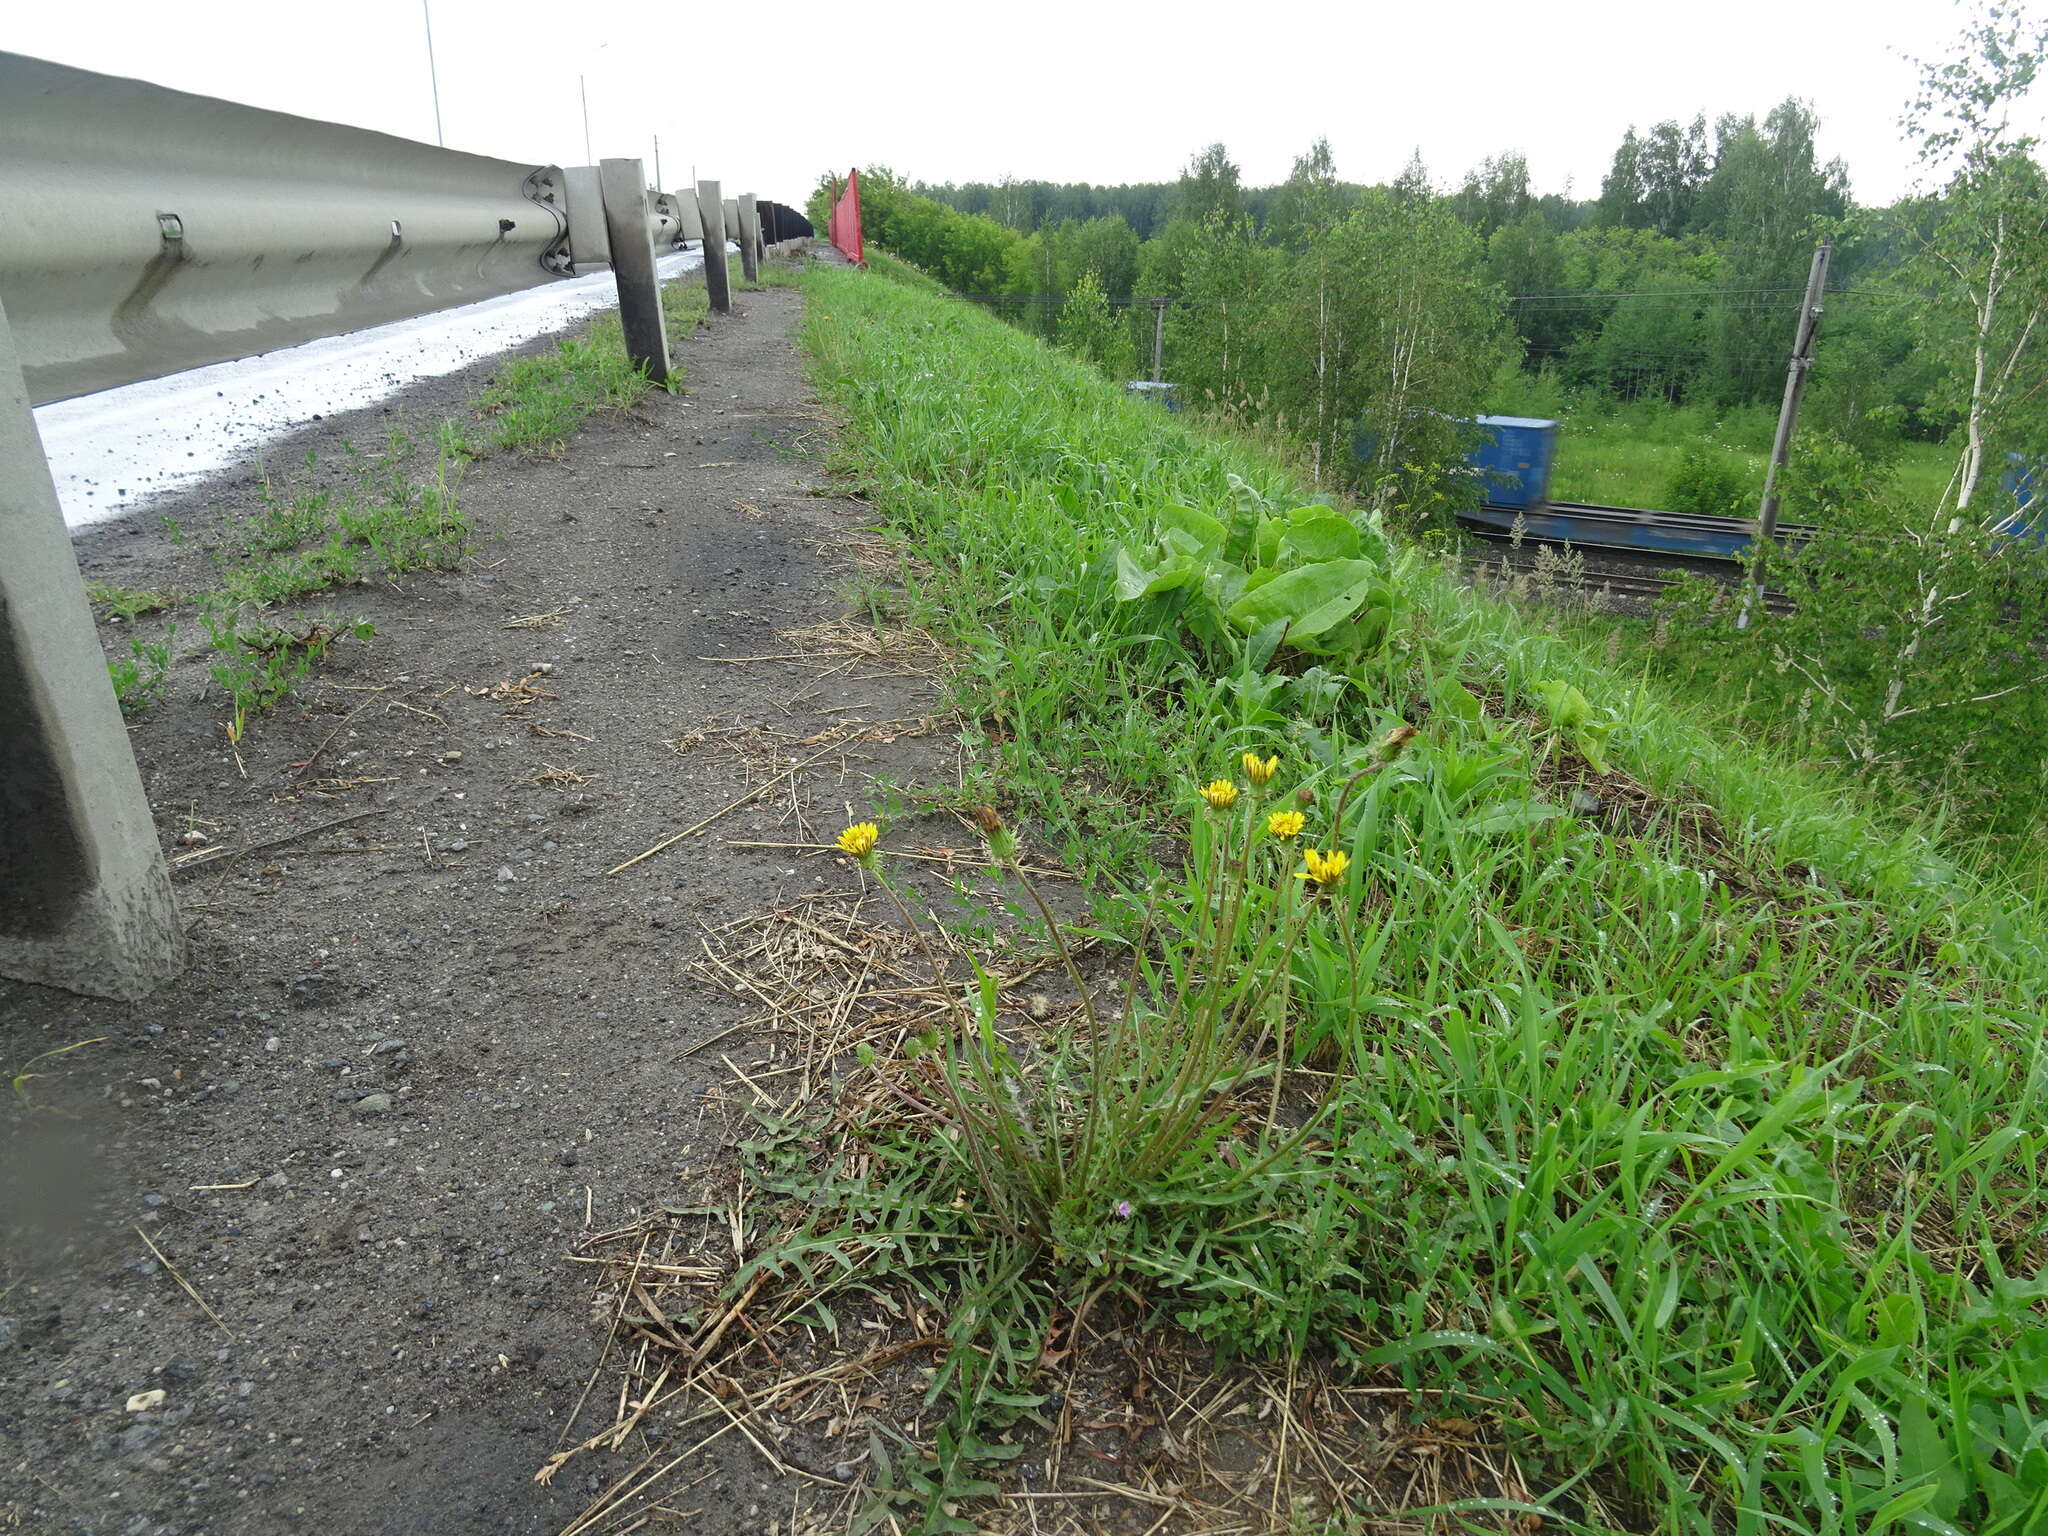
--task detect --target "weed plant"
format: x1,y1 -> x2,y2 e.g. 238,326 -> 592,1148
769,262 -> 2048,1535
662,276 -> 709,348
108,631 -> 173,713
86,583 -> 181,620
480,315 -> 655,452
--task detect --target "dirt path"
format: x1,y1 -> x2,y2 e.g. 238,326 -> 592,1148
0,278 -> 960,1535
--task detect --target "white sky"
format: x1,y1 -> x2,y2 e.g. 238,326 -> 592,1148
6,0 -> 2039,210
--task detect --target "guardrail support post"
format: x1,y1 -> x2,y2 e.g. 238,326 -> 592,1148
598,158 -> 670,385
0,295 -> 183,1000
737,194 -> 761,283
697,180 -> 732,315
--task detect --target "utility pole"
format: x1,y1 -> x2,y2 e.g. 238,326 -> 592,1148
579,75 -> 592,166
1738,239 -> 1831,628
652,135 -> 661,190
421,0 -> 444,146
1149,299 -> 1167,383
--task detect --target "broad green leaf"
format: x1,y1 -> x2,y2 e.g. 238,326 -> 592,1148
1226,558 -> 1378,639
1281,516 -> 1362,563
1254,516 -> 1285,569
1432,677 -> 1485,726
1205,561 -> 1250,613
1157,503 -> 1226,555
1532,678 -> 1593,730
1114,548 -> 1199,601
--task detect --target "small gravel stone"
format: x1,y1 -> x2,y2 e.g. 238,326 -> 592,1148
353,1093 -> 394,1116
115,1423 -> 160,1456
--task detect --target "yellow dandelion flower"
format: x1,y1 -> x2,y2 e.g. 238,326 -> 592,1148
1296,848 -> 1350,886
1265,810 -> 1305,840
1241,752 -> 1279,788
836,822 -> 880,864
1199,779 -> 1240,812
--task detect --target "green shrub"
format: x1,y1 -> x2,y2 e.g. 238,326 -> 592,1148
1663,442 -> 1751,515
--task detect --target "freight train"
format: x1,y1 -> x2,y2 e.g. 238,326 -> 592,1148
1453,416 -> 2042,567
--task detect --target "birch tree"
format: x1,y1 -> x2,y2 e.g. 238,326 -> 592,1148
1905,1 -> 2048,519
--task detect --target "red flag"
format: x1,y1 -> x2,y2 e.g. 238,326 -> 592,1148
828,168 -> 864,266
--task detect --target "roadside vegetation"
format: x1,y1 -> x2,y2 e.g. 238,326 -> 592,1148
814,1 -> 2048,880
739,256 -> 2048,1535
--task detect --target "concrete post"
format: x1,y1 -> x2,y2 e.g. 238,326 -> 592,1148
737,194 -> 762,283
597,158 -> 670,386
697,180 -> 732,315
0,294 -> 183,1000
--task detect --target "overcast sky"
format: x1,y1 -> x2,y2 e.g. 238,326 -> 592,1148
7,0 -> 2040,211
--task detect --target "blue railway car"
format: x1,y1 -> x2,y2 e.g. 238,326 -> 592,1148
1469,415 -> 1559,510
1997,452 -> 2044,545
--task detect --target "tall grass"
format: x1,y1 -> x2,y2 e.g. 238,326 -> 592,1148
796,262 -> 2048,1535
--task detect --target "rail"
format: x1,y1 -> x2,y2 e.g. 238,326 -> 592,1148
1459,500 -> 1816,570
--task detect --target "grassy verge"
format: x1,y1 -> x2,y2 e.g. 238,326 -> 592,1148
770,262 -> 2048,1534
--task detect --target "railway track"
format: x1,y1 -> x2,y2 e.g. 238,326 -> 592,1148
1457,498 -> 1801,614
1459,500 -> 1813,571
1465,542 -> 1796,616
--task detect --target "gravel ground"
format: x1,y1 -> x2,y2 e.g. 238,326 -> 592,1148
0,274 -> 964,1536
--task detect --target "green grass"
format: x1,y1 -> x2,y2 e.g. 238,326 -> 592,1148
1491,393 -> 1958,517
479,314 -> 655,453
865,246 -> 951,296
86,583 -> 182,620
662,275 -> 709,347
779,262 -> 2048,1535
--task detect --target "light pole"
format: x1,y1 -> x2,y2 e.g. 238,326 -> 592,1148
421,0 -> 444,146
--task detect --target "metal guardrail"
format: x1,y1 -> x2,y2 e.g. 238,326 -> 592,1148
0,52 -> 575,404
0,51 -> 791,999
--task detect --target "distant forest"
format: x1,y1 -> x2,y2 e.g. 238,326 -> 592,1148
812,103 -> 1938,444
